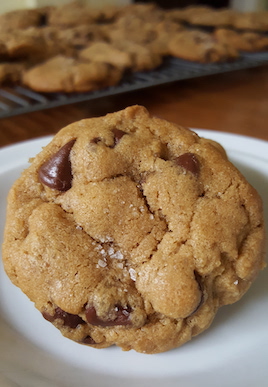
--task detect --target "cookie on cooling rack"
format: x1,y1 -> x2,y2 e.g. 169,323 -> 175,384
0,8 -> 48,33
0,62 -> 26,84
168,30 -> 238,63
215,28 -> 268,52
2,105 -> 265,354
22,54 -> 123,93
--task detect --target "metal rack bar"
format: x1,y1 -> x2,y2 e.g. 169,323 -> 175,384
0,89 -> 30,107
0,52 -> 267,119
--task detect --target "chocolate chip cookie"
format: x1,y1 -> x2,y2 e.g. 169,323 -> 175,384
168,30 -> 238,63
113,40 -> 163,72
2,106 -> 265,354
185,8 -> 236,28
22,55 -> 123,93
0,62 -> 26,84
215,28 -> 268,52
79,42 -> 132,70
232,11 -> 268,32
47,1 -> 94,28
0,8 -> 49,33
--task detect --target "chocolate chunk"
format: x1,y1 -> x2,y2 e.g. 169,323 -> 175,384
85,305 -> 132,327
91,137 -> 101,144
81,335 -> 96,345
42,307 -> 85,329
175,153 -> 200,176
190,271 -> 204,315
39,13 -> 48,27
42,311 -> 54,323
112,128 -> 127,147
38,139 -> 76,191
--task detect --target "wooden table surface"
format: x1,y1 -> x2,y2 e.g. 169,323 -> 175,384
0,63 -> 268,148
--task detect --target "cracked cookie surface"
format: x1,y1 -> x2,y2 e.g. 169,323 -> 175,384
2,105 -> 265,354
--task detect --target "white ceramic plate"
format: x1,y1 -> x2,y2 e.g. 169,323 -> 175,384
0,130 -> 267,387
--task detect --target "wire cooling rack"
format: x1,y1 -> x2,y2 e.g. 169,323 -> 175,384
0,52 -> 267,119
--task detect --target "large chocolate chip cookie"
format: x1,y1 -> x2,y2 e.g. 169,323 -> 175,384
2,106 -> 265,353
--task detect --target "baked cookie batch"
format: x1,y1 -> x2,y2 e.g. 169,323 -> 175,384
2,105 -> 265,353
0,2 -> 268,92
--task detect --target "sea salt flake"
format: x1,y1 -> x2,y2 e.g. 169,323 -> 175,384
108,247 -> 115,256
149,214 -> 154,220
98,259 -> 107,268
99,235 -> 113,243
55,280 -> 62,289
117,262 -> 124,269
129,268 -> 137,281
100,249 -> 107,257
233,280 -> 239,285
111,251 -> 124,260
76,225 -> 83,230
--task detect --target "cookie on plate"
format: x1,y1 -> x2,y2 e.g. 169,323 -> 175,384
2,106 -> 265,354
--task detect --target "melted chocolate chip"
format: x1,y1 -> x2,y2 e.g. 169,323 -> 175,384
39,13 -> 48,27
85,305 -> 132,327
112,128 -> 127,147
42,307 -> 85,329
175,153 -> 200,176
91,137 -> 102,144
38,139 -> 76,191
190,271 -> 204,315
81,335 -> 97,345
